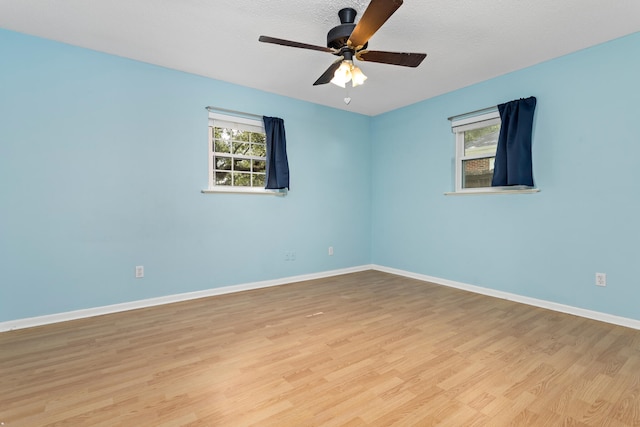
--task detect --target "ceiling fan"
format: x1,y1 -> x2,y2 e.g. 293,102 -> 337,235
258,0 -> 426,88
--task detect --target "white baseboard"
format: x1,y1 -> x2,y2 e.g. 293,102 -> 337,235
4,264 -> 638,333
0,265 -> 374,333
372,264 -> 640,330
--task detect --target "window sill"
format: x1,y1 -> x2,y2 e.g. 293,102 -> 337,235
201,187 -> 287,196
444,186 -> 539,196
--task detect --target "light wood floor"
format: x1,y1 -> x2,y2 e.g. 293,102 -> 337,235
2,271 -> 640,426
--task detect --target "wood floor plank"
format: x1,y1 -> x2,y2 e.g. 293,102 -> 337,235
2,270 -> 640,426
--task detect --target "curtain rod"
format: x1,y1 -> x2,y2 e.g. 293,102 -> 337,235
205,106 -> 263,121
447,105 -> 498,122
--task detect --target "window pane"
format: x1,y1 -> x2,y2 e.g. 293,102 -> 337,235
214,139 -> 231,153
233,172 -> 251,187
464,124 -> 500,157
234,130 -> 250,142
253,160 -> 266,173
463,157 -> 495,188
215,172 -> 231,186
215,127 -> 237,142
251,132 -> 266,143
233,142 -> 250,155
234,158 -> 251,172
213,127 -> 224,139
215,156 -> 232,171
250,143 -> 266,157
253,173 -> 265,187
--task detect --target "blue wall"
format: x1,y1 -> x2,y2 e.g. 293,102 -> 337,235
371,32 -> 640,320
0,29 -> 372,321
2,28 -> 640,324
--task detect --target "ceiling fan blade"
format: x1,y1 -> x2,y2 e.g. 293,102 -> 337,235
313,58 -> 344,86
347,0 -> 403,49
357,50 -> 426,67
259,35 -> 335,53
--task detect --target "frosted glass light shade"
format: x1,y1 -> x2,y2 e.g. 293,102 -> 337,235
330,61 -> 352,88
330,60 -> 367,88
351,66 -> 367,87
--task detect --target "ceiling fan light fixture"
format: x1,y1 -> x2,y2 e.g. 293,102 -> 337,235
330,60 -> 352,88
350,65 -> 367,87
331,60 -> 367,88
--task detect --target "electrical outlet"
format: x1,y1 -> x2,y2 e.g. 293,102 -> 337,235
135,265 -> 144,278
328,246 -> 334,256
595,272 -> 606,287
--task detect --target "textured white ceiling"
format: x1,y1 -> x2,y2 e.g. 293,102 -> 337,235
1,0 -> 639,115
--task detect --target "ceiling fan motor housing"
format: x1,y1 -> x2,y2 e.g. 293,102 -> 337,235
327,8 -> 366,50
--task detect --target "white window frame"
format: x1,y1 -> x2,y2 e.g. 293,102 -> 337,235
447,110 -> 539,195
453,111 -> 500,192
202,112 -> 285,196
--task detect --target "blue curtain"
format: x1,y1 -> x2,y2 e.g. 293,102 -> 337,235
491,96 -> 537,187
263,116 -> 290,190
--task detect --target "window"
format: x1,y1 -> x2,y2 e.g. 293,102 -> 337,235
447,102 -> 539,196
207,113 -> 268,192
451,111 -> 501,192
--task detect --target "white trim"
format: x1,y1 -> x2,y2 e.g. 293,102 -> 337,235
207,112 -> 269,192
454,130 -> 463,191
444,186 -> 539,195
208,112 -> 263,129
453,117 -> 501,192
201,187 -> 287,196
451,114 -> 500,132
372,265 -> 640,330
7,264 -> 636,333
208,124 -> 214,189
449,109 -> 499,127
0,265 -> 374,332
